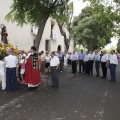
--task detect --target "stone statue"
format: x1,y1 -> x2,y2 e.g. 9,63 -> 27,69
1,26 -> 8,44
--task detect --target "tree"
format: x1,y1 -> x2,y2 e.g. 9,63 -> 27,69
117,38 -> 120,52
53,0 -> 74,52
72,5 -> 115,50
83,0 -> 120,37
83,0 -> 120,51
6,0 -> 64,50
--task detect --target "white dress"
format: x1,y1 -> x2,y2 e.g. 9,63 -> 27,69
0,61 -> 6,90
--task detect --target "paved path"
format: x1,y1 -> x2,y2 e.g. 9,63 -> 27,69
0,65 -> 120,120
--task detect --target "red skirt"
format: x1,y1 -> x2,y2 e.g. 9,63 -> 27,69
25,57 -> 41,86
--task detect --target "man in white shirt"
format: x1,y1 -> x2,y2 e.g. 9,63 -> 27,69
4,50 -> 18,92
78,49 -> 85,73
84,51 -> 89,74
109,50 -> 118,82
50,51 -> 60,88
101,50 -> 108,79
71,50 -> 78,73
94,50 -> 101,77
88,51 -> 95,75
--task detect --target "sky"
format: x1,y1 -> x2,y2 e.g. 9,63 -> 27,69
71,0 -> 118,49
71,0 -> 89,17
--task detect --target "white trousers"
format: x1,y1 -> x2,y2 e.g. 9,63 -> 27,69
0,73 -> 6,90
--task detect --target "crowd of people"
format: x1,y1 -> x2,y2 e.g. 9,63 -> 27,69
0,45 -> 120,93
69,49 -> 119,82
0,46 -> 61,92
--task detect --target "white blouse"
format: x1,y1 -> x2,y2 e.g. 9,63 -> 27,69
45,55 -> 51,63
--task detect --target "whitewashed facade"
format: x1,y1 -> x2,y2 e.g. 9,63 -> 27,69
0,0 -> 74,52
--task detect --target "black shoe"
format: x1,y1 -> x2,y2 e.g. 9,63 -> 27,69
96,75 -> 99,77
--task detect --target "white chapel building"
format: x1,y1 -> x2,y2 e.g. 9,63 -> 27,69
0,0 -> 74,52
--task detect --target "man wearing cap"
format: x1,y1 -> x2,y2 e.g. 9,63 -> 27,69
25,46 -> 41,90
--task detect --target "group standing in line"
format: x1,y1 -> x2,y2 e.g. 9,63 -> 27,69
0,46 -> 119,92
70,49 -> 118,83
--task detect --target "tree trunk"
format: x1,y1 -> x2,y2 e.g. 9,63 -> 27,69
35,14 -> 50,51
57,21 -> 72,53
65,32 -> 72,52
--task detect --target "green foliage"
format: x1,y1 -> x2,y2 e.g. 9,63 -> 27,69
72,0 -> 120,50
52,0 -> 73,29
83,0 -> 120,35
72,6 -> 110,50
6,0 -> 64,26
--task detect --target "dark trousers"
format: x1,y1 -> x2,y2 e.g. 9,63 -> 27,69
59,59 -> 63,71
45,63 -> 50,68
79,60 -> 85,73
68,59 -> 71,65
89,60 -> 94,75
85,61 -> 89,74
101,62 -> 107,78
110,64 -> 116,81
41,61 -> 45,74
72,60 -> 77,73
50,67 -> 59,87
95,61 -> 100,76
6,67 -> 18,92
